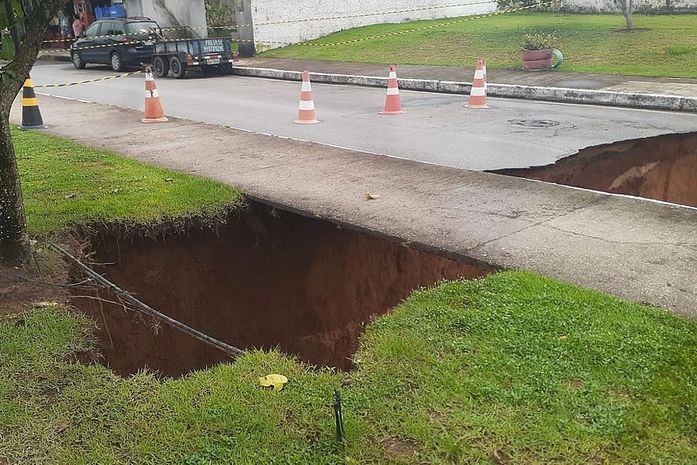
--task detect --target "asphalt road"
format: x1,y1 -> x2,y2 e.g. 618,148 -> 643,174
25,61 -> 697,171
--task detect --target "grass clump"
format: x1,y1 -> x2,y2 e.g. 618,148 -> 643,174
2,272 -> 697,464
13,128 -> 243,236
263,13 -> 697,78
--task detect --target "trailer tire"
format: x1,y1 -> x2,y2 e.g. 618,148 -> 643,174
169,56 -> 186,79
153,56 -> 169,78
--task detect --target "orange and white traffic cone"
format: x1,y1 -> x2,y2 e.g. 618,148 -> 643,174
295,70 -> 319,124
142,66 -> 168,123
381,65 -> 404,115
466,58 -> 488,109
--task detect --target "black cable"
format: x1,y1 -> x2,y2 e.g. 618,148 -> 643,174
49,242 -> 245,358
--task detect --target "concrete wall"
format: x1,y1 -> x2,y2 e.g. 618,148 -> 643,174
123,0 -> 208,36
561,0 -> 697,11
245,0 -> 497,51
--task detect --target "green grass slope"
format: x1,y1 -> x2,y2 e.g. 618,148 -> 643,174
14,128 -> 242,235
2,272 -> 696,464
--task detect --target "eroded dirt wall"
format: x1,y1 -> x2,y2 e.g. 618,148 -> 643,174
495,133 -> 697,208
73,203 -> 490,377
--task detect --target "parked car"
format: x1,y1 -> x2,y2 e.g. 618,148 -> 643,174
70,17 -> 162,71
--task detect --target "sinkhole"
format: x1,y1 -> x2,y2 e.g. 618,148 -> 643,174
70,203 -> 492,378
494,132 -> 697,208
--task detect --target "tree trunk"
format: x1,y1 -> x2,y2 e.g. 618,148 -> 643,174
0,109 -> 27,262
0,0 -> 67,263
623,0 -> 634,30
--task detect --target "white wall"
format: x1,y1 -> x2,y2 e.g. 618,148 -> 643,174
561,0 -> 697,11
123,0 -> 208,36
248,0 -> 497,50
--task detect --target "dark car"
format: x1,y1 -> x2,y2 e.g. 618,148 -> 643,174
70,17 -> 162,71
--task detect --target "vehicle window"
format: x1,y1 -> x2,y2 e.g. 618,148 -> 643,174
102,22 -> 115,36
125,21 -> 161,35
85,22 -> 101,38
111,22 -> 125,36
103,22 -> 125,36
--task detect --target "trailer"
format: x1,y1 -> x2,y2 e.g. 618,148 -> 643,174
151,37 -> 235,79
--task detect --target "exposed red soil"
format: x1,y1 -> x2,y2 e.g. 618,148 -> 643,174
72,203 -> 491,377
495,132 -> 697,208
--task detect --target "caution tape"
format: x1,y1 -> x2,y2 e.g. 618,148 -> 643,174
41,26 -> 238,44
40,0 -> 557,50
40,0 -> 506,44
294,0 -> 560,48
42,40 -> 148,52
244,0 -> 557,47
246,0 -> 498,28
249,0 -> 561,47
33,71 -> 141,88
192,0 -> 497,29
41,36 -> 263,53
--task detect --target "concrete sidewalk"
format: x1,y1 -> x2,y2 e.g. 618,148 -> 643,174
10,95 -> 697,317
242,57 -> 697,97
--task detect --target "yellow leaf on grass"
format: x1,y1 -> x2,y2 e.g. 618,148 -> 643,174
259,374 -> 288,391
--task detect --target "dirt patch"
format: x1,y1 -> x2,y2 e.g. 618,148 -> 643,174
71,203 -> 491,377
0,247 -> 69,316
383,437 -> 419,458
494,132 -> 697,208
563,378 -> 583,391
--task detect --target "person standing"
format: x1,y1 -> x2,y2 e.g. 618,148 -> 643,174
72,13 -> 85,38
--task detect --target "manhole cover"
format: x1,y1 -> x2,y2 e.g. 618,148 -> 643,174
508,119 -> 561,128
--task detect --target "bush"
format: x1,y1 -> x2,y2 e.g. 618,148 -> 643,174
205,0 -> 235,28
522,29 -> 559,50
497,0 -> 546,9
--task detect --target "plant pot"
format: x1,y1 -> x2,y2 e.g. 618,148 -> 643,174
522,48 -> 552,69
521,48 -> 564,71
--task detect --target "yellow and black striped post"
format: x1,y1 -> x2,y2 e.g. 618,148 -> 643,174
20,77 -> 45,130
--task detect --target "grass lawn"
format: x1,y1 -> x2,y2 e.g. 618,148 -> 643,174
13,128 -> 242,235
262,13 -> 697,78
2,272 -> 697,464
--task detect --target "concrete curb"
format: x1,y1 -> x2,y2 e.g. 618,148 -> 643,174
232,66 -> 697,113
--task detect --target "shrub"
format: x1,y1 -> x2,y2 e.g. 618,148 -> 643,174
497,0 -> 548,9
522,29 -> 559,50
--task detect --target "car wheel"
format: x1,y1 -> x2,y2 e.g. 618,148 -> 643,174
153,56 -> 169,78
169,56 -> 186,79
110,51 -> 124,72
72,51 -> 86,70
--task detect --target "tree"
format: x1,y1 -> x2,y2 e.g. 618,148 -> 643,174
205,0 -> 235,38
0,0 -> 64,263
615,0 -> 634,30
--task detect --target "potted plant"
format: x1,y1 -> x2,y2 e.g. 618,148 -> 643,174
521,30 -> 563,70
